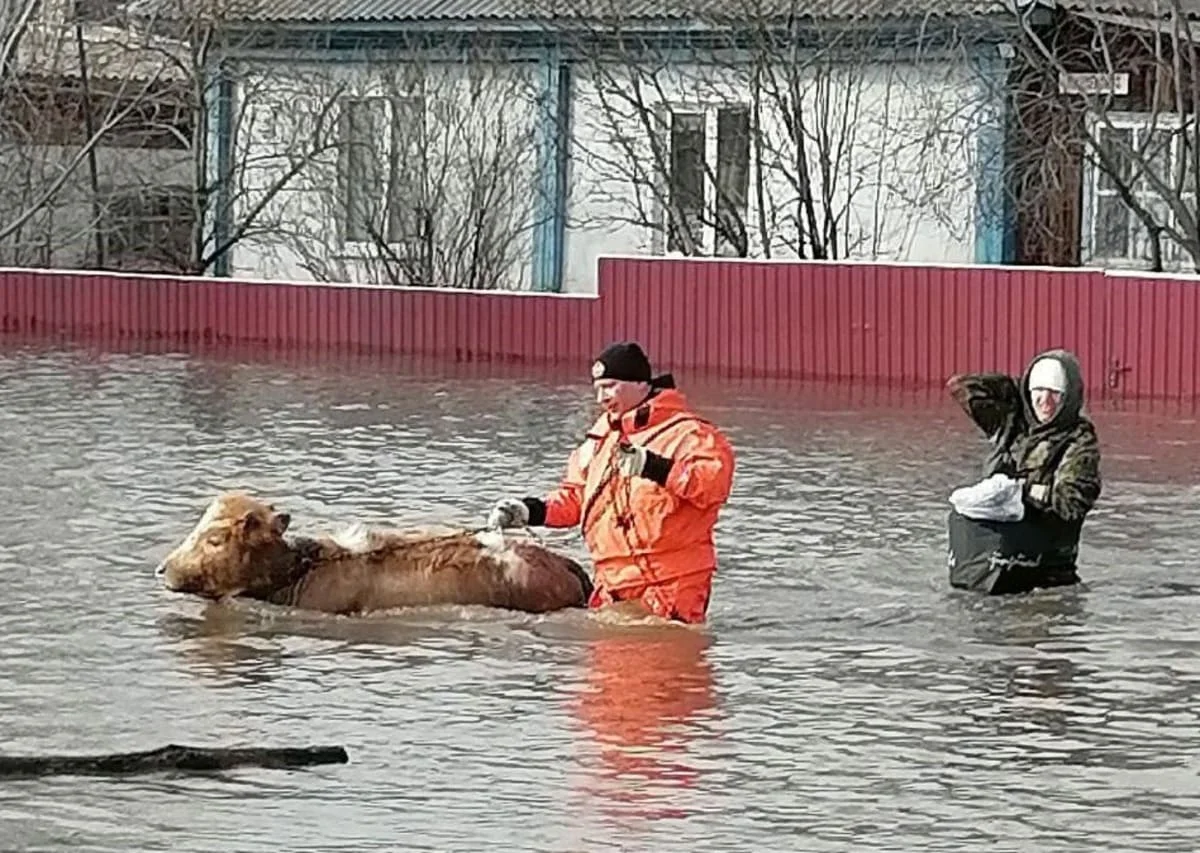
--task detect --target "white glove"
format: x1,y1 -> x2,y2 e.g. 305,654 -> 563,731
616,443 -> 647,477
1028,483 -> 1050,504
487,498 -> 529,530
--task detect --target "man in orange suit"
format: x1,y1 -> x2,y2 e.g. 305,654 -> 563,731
488,341 -> 736,624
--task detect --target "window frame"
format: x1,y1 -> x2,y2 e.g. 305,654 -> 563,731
1081,110 -> 1197,270
335,91 -> 427,255
72,0 -> 127,24
102,184 -> 193,270
651,100 -> 753,257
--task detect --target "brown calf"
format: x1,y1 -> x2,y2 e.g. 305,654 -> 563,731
155,492 -> 592,614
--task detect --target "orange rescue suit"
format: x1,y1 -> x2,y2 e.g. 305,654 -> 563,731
536,388 -> 735,622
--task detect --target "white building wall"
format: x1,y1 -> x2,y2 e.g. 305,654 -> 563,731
227,50 -> 988,293
226,58 -> 543,289
563,56 -> 986,294
0,144 -> 193,269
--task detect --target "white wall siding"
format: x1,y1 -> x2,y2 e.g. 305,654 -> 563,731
563,56 -> 985,293
228,50 -> 988,294
227,58 -> 543,290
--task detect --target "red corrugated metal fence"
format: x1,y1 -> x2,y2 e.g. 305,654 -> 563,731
602,259 -> 1110,390
1,259 -> 1197,401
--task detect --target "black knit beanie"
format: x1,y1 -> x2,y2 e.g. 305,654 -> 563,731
591,341 -> 653,383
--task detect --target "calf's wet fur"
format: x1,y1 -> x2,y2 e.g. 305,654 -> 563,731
156,492 -> 592,614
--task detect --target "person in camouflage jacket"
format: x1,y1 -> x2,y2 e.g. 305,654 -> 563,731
945,348 -> 1102,593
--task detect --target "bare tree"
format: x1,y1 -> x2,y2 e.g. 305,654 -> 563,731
0,0 -> 358,275
120,0 -> 357,275
0,0 -> 190,268
1007,0 -> 1200,271
250,43 -> 545,289
746,23 -> 985,260
557,0 -> 984,262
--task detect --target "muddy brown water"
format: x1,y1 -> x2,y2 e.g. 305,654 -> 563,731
1,342 -> 1199,852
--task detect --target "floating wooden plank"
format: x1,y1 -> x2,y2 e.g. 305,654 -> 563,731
0,743 -> 349,778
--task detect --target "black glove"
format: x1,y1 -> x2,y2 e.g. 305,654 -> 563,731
615,443 -> 673,486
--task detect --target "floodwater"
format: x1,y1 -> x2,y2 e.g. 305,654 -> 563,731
1,341 -> 1200,852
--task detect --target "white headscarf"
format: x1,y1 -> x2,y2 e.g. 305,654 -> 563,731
1028,357 -> 1067,393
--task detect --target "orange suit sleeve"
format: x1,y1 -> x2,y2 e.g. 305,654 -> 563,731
659,425 -> 736,510
537,441 -> 588,528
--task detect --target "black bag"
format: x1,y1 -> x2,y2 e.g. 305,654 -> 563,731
947,509 -> 1080,595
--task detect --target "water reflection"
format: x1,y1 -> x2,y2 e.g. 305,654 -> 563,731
153,599 -> 544,688
154,605 -> 287,688
1,341 -> 1200,851
570,624 -> 719,824
178,360 -> 241,433
956,590 -> 1096,749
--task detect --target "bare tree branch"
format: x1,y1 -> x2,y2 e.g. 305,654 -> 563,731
1007,0 -> 1200,270
556,0 -> 982,262
256,43 -> 544,289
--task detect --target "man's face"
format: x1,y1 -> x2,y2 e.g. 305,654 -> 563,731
594,378 -> 649,416
1030,387 -> 1063,423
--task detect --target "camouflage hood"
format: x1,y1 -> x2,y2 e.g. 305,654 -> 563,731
1020,348 -> 1086,435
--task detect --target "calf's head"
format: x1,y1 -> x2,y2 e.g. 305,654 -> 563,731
156,492 -> 292,599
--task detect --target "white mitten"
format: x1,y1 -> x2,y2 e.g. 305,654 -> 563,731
616,443 -> 648,477
487,498 -> 529,530
1027,483 -> 1050,504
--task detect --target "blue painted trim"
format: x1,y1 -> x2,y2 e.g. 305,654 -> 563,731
209,70 -> 234,278
551,63 -> 570,291
530,47 -> 566,293
970,48 -> 1014,265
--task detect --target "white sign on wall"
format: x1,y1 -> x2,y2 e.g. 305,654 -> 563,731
1058,71 -> 1130,95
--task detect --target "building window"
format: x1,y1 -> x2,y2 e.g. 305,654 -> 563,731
337,95 -> 425,247
103,185 -> 193,271
660,104 -> 751,257
1086,116 -> 1196,267
667,112 -> 705,254
714,106 -> 751,257
72,0 -> 126,23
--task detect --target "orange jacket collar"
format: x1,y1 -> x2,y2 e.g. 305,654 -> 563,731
605,388 -> 690,436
